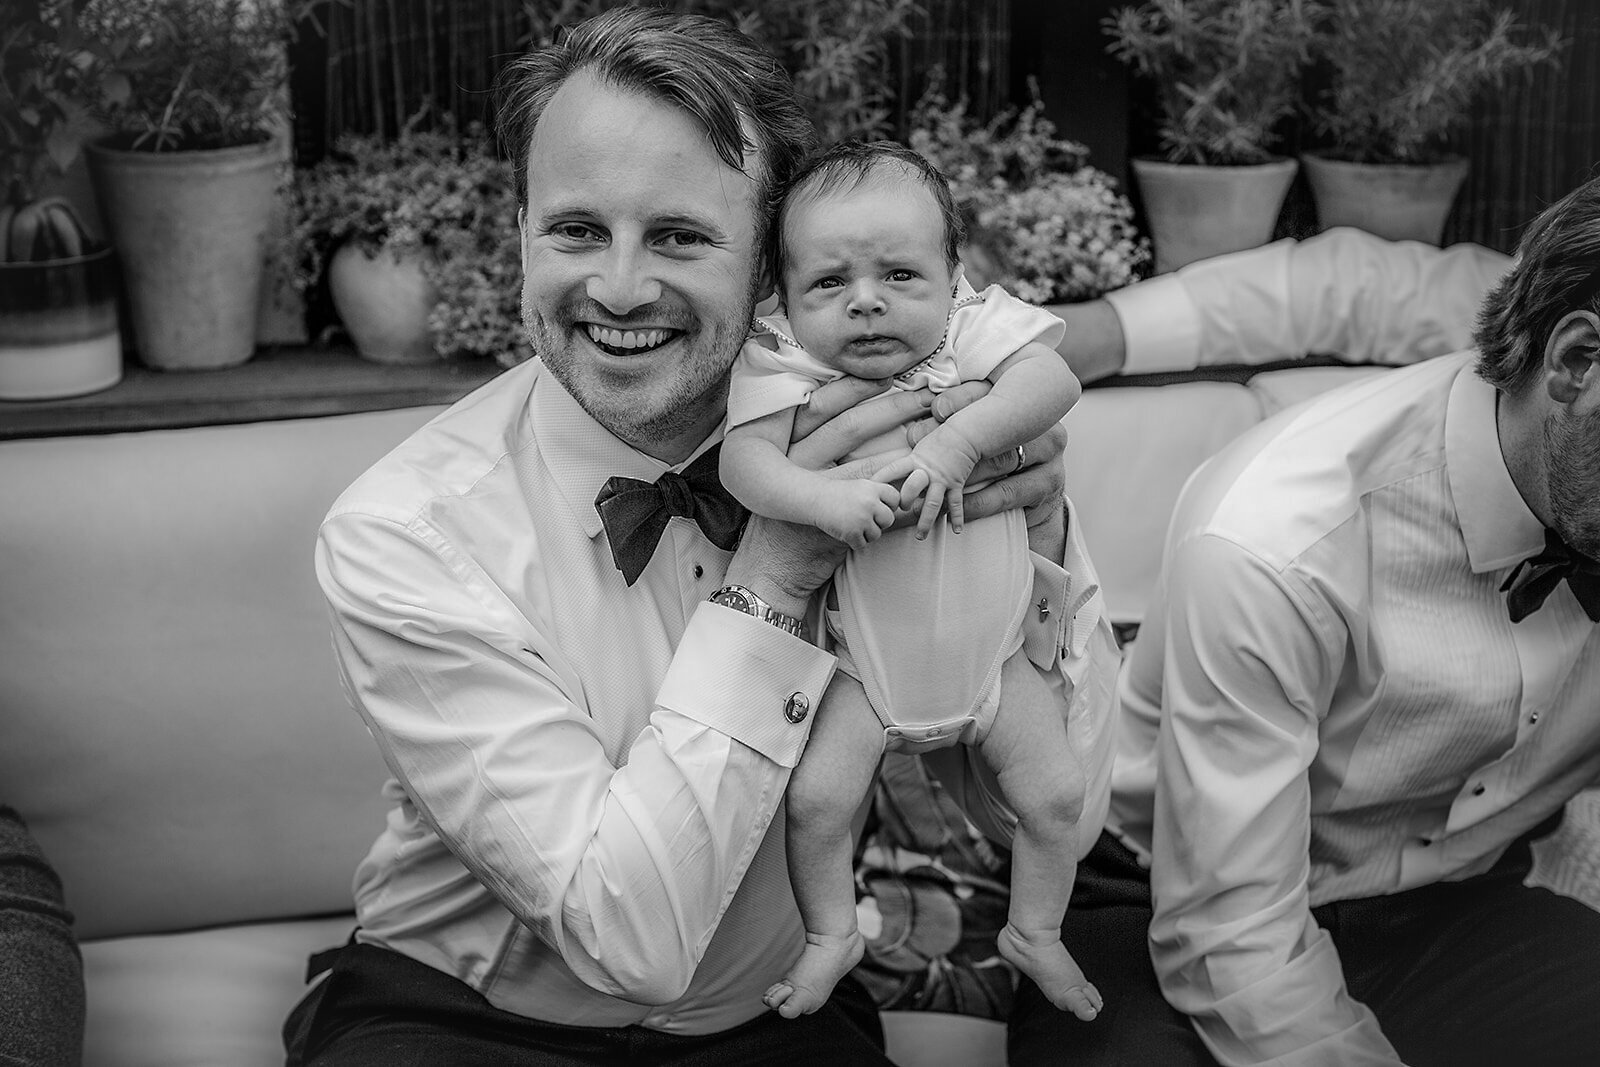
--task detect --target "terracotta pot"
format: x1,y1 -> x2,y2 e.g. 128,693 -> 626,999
327,243 -> 440,365
1131,157 -> 1299,274
1301,152 -> 1470,245
0,247 -> 122,400
88,139 -> 280,371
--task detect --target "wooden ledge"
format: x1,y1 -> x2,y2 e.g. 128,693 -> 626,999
0,345 -> 504,440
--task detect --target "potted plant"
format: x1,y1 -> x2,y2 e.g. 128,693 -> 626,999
80,0 -> 305,372
1303,0 -> 1564,244
286,114 -> 524,366
0,0 -> 128,400
909,79 -> 1150,305
1104,0 -> 1321,272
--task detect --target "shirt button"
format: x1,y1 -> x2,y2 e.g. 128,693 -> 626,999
693,564 -> 704,579
784,692 -> 810,724
1529,711 -> 1541,724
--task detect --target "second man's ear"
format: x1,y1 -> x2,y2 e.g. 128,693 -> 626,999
1544,309 -> 1600,405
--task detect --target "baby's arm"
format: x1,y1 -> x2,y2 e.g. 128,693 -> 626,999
889,341 -> 1080,536
722,408 -> 901,550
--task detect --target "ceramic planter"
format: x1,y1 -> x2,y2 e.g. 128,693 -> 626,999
0,247 -> 123,400
1131,157 -> 1299,274
326,242 -> 440,365
1301,153 -> 1471,245
87,139 -> 280,371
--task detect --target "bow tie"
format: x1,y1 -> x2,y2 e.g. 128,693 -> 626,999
1500,527 -> 1600,624
594,444 -> 747,586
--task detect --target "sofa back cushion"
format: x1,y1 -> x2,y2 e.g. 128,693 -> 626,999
1063,381 -> 1266,624
0,406 -> 440,940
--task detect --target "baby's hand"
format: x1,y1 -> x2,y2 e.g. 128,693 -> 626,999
880,433 -> 981,538
815,479 -> 901,549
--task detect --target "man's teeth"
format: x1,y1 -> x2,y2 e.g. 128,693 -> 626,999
586,325 -> 671,351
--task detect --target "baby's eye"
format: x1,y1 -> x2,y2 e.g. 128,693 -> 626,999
887,269 -> 917,282
814,277 -> 843,290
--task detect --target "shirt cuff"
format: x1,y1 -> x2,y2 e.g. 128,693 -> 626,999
657,602 -> 836,768
1105,274 -> 1202,375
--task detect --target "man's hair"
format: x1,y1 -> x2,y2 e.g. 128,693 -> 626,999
771,140 -> 966,294
493,5 -> 815,234
1474,175 -> 1600,393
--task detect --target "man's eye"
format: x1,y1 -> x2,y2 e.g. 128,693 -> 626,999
662,231 -> 706,249
551,223 -> 601,243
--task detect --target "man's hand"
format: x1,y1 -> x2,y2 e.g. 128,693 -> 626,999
908,381 -> 1069,531
721,380 -> 931,619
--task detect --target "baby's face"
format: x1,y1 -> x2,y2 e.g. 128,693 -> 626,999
779,176 -> 955,380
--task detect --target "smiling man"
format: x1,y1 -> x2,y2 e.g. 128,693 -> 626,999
285,8 -> 1115,1065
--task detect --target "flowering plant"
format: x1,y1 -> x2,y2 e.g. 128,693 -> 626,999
286,112 -> 524,363
909,81 -> 1148,305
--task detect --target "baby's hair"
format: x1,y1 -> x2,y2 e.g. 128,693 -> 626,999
770,140 -> 965,298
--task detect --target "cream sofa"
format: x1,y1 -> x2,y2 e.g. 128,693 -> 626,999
4,359 -> 1595,1066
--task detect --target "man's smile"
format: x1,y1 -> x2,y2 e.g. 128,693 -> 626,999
583,323 -> 679,356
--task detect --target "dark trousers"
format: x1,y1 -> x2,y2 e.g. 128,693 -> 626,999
1009,822 -> 1600,1067
284,942 -> 891,1067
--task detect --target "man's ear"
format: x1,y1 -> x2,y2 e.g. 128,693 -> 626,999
752,258 -> 780,317
1544,309 -> 1600,405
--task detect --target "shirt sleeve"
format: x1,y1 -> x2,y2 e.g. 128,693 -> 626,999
1106,228 -> 1513,375
945,285 -> 1070,384
1148,531 -> 1404,1066
315,508 -> 835,1005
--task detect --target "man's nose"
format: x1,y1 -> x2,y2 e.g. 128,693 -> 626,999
847,280 -> 887,318
586,242 -> 663,313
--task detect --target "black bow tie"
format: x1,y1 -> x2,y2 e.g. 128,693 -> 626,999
1500,527 -> 1600,624
594,444 -> 747,586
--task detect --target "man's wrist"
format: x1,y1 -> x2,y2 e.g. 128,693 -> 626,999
708,584 -> 810,640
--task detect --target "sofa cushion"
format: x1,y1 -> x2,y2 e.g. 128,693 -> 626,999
0,408 -> 440,940
1063,382 -> 1265,624
1247,364 -> 1392,417
81,915 -> 354,1067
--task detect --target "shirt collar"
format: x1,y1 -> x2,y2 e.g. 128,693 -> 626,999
1446,359 -> 1545,572
532,364 -> 724,540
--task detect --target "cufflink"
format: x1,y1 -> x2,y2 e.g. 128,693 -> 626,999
784,692 -> 810,724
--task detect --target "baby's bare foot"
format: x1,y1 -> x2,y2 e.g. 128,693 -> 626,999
997,922 -> 1103,1021
761,930 -> 866,1020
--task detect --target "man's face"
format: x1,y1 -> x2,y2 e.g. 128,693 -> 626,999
519,71 -> 764,461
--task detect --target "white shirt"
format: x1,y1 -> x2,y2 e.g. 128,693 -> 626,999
315,358 -> 1118,1034
1106,232 -> 1600,1065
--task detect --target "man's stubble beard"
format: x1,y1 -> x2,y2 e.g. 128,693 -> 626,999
521,283 -> 759,448
1545,402 -> 1600,559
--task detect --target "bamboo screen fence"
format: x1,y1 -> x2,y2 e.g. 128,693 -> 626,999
289,0 -> 1010,160
288,0 -> 1598,255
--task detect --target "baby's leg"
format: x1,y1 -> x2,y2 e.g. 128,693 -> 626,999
977,651 -> 1103,1021
765,670 -> 886,1019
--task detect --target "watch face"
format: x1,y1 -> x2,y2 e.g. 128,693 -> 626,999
711,587 -> 753,613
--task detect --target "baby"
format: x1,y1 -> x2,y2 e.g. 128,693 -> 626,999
721,140 -> 1102,1024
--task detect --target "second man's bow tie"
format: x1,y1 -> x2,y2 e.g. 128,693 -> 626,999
1501,527 -> 1600,624
594,444 -> 747,586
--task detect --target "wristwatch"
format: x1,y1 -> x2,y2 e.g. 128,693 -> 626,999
708,584 -> 809,640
